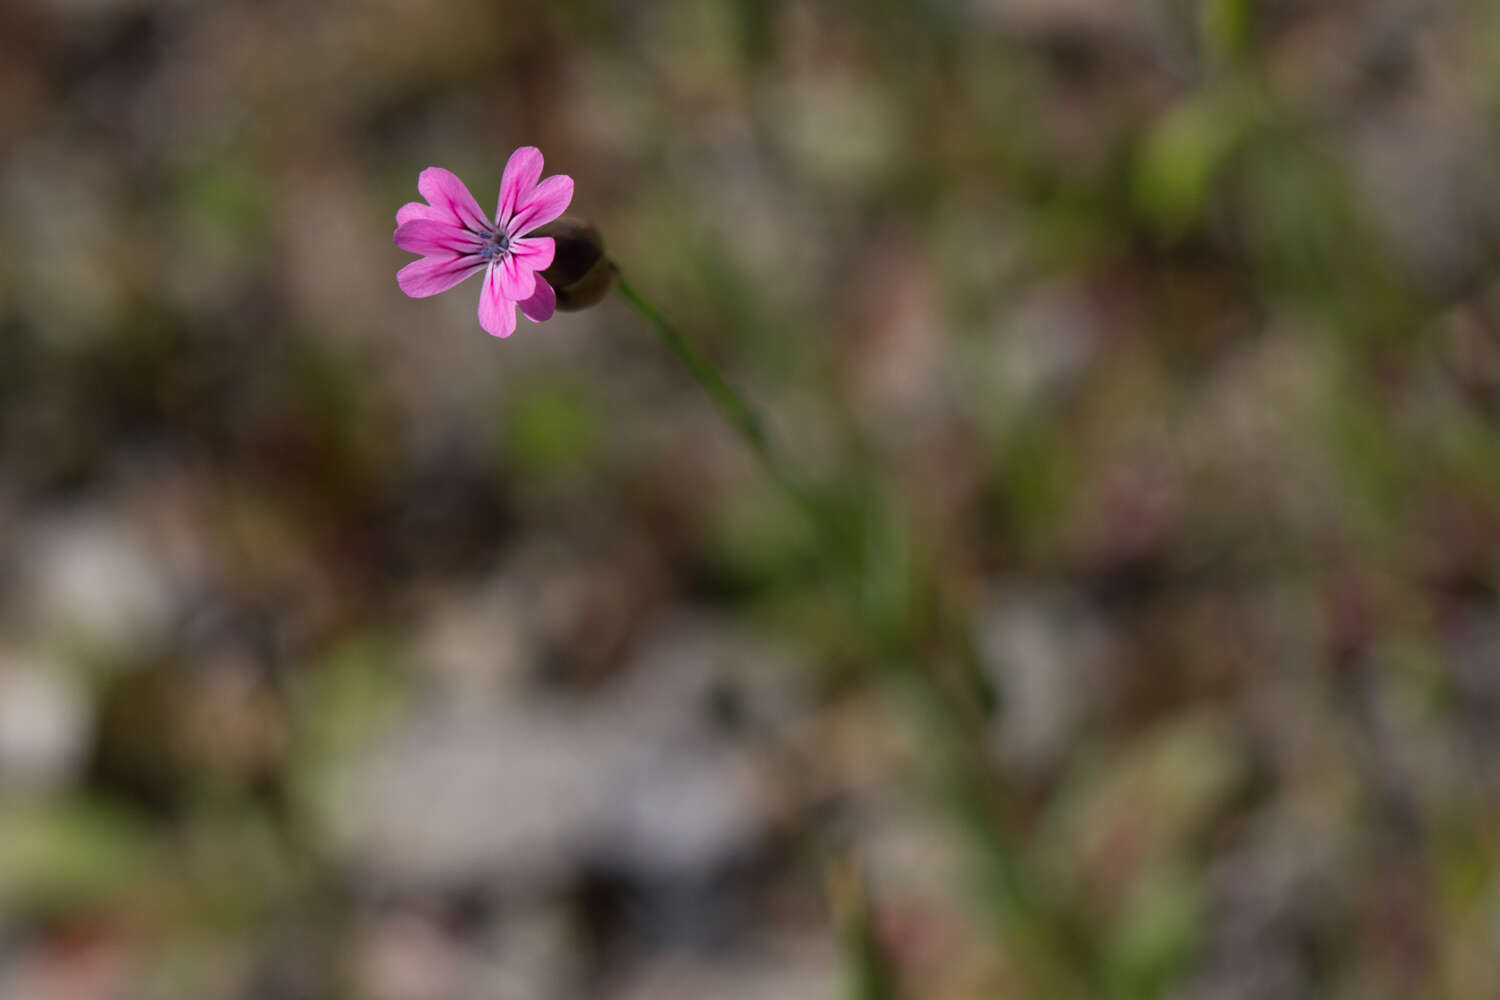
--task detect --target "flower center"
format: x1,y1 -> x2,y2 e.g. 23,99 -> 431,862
479,230 -> 511,261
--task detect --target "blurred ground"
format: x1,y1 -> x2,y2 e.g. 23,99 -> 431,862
3,1 -> 1500,998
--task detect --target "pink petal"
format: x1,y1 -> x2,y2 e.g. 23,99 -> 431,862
498,253 -> 536,302
496,146 -> 543,227
397,254 -> 486,298
417,167 -> 489,232
507,175 -> 574,236
394,219 -> 485,256
518,278 -> 557,323
510,235 -> 554,272
396,201 -> 442,226
477,263 -> 518,338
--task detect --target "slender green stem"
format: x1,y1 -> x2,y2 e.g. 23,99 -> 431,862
830,860 -> 899,1000
612,268 -> 1097,995
614,268 -> 769,458
613,266 -> 830,532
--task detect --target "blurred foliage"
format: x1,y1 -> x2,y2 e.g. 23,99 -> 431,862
3,0 -> 1500,998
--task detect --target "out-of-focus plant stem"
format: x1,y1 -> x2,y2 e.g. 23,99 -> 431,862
613,267 -> 834,539
613,269 -> 1098,997
828,857 -> 899,1000
614,268 -> 770,461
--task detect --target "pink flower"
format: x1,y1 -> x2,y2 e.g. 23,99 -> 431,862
394,147 -> 574,338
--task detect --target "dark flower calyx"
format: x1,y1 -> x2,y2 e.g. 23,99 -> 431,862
533,218 -> 613,311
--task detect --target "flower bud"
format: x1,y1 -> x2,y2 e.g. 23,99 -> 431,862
534,218 -> 613,311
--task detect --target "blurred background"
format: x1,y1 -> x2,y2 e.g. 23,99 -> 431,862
4,0 -> 1500,997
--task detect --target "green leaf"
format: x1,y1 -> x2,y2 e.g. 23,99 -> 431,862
0,800 -> 155,912
1132,89 -> 1257,237
1200,0 -> 1256,66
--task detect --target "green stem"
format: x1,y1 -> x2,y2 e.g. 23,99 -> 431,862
614,268 -> 770,458
613,266 -> 831,533
612,268 -> 1097,995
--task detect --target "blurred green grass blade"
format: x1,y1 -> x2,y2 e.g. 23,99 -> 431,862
0,800 -> 155,913
1200,0 -> 1257,66
1132,87 -> 1260,238
829,860 -> 898,1000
